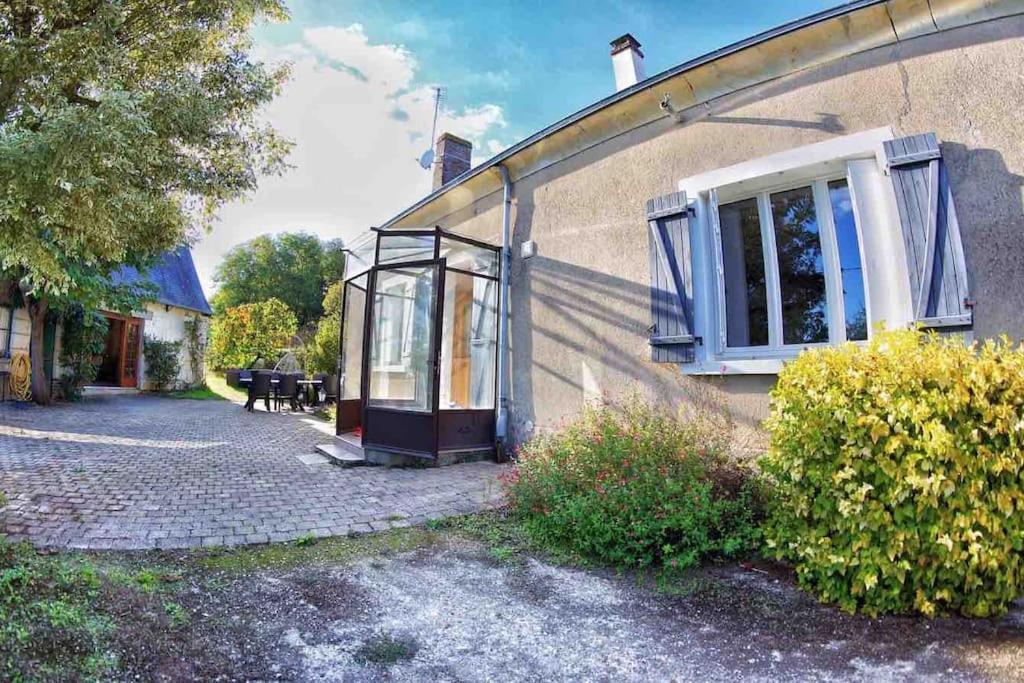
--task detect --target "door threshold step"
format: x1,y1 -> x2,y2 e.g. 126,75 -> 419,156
315,443 -> 367,467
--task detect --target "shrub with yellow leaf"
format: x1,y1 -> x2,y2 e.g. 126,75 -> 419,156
761,328 -> 1024,617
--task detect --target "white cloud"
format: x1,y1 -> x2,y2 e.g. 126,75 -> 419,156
193,23 -> 510,292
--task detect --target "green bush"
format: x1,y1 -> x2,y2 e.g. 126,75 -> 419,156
206,298 -> 297,371
143,336 -> 182,392
59,307 -> 109,401
505,397 -> 760,570
761,329 -> 1024,617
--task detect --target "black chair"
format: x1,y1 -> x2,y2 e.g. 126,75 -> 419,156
275,373 -> 300,412
323,374 -> 339,404
246,371 -> 273,412
225,369 -> 241,388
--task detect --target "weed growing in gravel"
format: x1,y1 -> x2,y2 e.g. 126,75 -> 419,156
353,633 -> 419,665
295,533 -> 318,547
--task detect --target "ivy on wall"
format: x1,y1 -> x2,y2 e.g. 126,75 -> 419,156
183,315 -> 206,387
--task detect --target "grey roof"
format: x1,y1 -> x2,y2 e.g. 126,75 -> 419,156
112,247 -> 213,315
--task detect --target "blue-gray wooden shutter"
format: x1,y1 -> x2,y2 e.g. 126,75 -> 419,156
646,191 -> 695,362
883,133 -> 972,328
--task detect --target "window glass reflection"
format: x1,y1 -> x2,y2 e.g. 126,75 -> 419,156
719,197 -> 769,347
828,180 -> 868,341
770,186 -> 830,345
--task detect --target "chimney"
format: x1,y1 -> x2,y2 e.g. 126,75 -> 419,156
610,33 -> 645,91
432,133 -> 472,190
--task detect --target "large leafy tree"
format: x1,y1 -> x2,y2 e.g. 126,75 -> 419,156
0,1 -> 291,403
211,232 -> 344,327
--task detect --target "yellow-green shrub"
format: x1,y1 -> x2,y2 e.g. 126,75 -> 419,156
761,329 -> 1024,617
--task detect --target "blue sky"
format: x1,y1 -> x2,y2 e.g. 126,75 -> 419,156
195,0 -> 843,289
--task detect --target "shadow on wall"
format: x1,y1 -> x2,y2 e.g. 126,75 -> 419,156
940,143 -> 1024,342
508,185 -> 770,447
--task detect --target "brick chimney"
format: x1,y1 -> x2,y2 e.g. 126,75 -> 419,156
432,133 -> 472,190
610,33 -> 645,91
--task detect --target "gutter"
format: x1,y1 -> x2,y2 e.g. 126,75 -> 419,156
495,165 -> 512,454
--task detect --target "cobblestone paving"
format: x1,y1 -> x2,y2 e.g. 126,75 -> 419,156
0,396 -> 507,550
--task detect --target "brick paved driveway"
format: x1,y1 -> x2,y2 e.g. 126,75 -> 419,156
0,395 -> 507,550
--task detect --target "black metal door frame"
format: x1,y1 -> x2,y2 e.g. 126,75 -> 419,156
359,258 -> 446,459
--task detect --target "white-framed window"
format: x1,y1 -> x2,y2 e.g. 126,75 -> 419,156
710,175 -> 868,355
0,305 -> 12,357
680,127 -> 912,374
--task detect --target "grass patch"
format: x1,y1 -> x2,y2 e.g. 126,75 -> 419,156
203,372 -> 249,403
167,385 -> 224,400
430,510 -> 579,565
193,527 -> 440,574
353,632 -> 419,665
0,539 -> 186,681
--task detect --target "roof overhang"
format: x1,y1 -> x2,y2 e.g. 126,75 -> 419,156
379,0 -> 1023,230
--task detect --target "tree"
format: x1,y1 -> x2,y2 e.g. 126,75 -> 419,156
0,1 -> 291,403
207,298 -> 296,370
303,280 -> 342,374
211,233 -> 345,327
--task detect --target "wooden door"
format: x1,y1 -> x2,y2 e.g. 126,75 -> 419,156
118,318 -> 143,387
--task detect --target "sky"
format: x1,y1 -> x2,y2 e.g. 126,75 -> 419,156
194,0 -> 844,293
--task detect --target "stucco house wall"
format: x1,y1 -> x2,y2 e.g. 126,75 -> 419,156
139,303 -> 208,390
411,16 -> 1024,445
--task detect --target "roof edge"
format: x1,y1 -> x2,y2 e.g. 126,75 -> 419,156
379,0 -> 1022,230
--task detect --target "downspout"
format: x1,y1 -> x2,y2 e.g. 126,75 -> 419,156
495,164 -> 513,457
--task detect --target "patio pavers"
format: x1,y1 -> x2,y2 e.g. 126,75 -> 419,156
0,395 -> 507,550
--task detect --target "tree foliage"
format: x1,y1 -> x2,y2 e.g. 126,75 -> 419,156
303,280 -> 342,374
207,298 -> 296,370
58,305 -> 108,400
211,233 -> 345,327
0,0 -> 291,402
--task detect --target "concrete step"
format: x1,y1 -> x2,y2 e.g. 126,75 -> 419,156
315,442 -> 366,467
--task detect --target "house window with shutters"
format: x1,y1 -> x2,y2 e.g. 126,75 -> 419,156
711,175 -> 869,353
650,127 -> 972,374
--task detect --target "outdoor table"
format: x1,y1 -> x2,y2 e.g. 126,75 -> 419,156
238,377 -> 323,411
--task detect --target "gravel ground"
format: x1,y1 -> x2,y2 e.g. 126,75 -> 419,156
153,535 -> 1024,682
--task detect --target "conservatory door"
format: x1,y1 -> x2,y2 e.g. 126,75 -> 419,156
360,259 -> 445,458
336,274 -> 367,435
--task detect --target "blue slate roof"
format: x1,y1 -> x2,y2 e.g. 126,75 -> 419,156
112,247 -> 212,316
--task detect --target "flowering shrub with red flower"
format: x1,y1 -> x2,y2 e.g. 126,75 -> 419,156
504,396 -> 761,570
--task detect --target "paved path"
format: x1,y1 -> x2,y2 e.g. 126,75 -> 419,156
0,395 -> 507,550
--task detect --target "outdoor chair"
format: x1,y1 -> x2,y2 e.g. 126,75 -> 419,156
275,373 -> 300,412
323,374 -> 339,404
225,369 -> 241,388
245,371 -> 273,412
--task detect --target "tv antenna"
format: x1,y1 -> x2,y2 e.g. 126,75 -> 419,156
418,86 -> 445,170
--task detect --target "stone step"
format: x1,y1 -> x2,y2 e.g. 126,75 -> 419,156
315,442 -> 366,467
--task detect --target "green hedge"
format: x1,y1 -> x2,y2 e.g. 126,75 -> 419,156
762,329 -> 1024,617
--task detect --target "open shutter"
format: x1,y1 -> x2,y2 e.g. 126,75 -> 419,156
884,133 -> 972,328
646,191 -> 695,362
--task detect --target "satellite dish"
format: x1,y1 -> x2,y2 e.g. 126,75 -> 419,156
418,149 -> 434,170
416,86 -> 445,170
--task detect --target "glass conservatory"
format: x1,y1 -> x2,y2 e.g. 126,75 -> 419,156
336,227 -> 501,461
